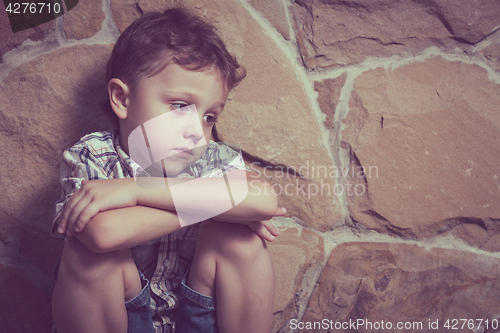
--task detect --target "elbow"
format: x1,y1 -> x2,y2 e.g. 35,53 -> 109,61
258,181 -> 279,219
87,235 -> 114,254
77,215 -> 119,253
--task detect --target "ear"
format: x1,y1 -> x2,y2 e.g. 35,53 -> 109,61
108,78 -> 130,120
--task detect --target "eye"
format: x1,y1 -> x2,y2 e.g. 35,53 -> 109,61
169,102 -> 188,111
203,114 -> 218,125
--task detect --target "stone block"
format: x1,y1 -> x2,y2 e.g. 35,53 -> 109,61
291,0 -> 500,69
268,226 -> 324,332
63,0 -> 105,40
315,73 -> 347,129
303,242 -> 500,333
0,1 -> 55,62
249,0 -> 291,40
342,57 -> 500,248
0,44 -> 113,236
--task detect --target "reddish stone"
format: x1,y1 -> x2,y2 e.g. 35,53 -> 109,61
302,242 -> 500,333
291,0 -> 500,69
342,57 -> 500,248
0,1 -> 55,63
63,0 -> 105,40
315,73 -> 347,129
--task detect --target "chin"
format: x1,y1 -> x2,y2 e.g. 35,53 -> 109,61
162,160 -> 194,176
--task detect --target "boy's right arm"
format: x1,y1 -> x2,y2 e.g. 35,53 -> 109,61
69,205 -> 181,253
54,176 -> 281,252
53,136 -> 186,252
68,204 -> 283,254
56,174 -> 282,244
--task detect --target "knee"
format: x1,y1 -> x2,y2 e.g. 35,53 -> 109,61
58,236 -> 128,283
202,221 -> 268,263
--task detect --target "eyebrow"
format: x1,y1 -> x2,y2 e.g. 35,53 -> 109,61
163,91 -> 226,111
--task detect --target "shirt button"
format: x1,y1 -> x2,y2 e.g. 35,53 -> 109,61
163,259 -> 171,267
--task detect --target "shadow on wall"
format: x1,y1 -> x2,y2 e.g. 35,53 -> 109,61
0,43 -> 113,333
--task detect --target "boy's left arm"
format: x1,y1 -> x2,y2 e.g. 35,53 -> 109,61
136,169 -> 279,221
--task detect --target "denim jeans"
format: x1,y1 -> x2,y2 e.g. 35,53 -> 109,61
176,272 -> 219,333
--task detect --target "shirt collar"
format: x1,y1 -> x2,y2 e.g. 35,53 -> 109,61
114,132 -> 142,178
113,132 -> 209,179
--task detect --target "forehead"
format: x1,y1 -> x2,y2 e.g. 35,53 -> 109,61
138,63 -> 229,99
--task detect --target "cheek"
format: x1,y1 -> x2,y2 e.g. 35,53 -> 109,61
203,127 -> 213,143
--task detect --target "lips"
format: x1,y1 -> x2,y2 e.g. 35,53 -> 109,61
172,148 -> 193,158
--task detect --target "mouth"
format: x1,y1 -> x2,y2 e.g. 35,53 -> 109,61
172,148 -> 194,158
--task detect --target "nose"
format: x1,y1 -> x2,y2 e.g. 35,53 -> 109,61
182,105 -> 205,143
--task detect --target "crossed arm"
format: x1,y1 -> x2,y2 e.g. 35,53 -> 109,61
55,170 -> 284,253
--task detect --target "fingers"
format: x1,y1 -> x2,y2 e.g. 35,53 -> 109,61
57,190 -> 83,235
59,191 -> 90,236
247,220 -> 279,242
70,199 -> 100,236
274,207 -> 286,216
261,219 -> 279,239
247,222 -> 274,242
58,181 -> 97,236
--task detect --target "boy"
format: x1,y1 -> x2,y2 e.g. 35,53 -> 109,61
51,7 -> 285,333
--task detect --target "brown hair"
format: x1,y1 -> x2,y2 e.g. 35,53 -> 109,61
102,7 -> 246,129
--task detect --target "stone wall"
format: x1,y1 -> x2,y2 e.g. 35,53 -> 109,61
1,0 -> 499,332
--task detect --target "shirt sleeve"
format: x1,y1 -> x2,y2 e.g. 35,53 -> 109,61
200,141 -> 251,178
52,144 -> 111,236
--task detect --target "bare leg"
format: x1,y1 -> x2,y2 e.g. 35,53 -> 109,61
187,220 -> 275,333
52,237 -> 142,333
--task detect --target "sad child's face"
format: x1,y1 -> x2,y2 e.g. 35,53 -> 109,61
123,63 -> 229,176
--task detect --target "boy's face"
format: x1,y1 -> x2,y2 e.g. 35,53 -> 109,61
120,63 -> 229,176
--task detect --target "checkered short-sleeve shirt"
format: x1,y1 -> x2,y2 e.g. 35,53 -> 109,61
53,131 -> 250,332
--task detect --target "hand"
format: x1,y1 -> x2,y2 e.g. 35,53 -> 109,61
57,178 -> 138,237
246,207 -> 286,242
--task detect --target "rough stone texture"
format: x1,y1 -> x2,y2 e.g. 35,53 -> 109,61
426,0 -> 500,44
0,43 -> 113,232
63,0 -> 105,40
477,28 -> 500,72
445,219 -> 500,253
111,0 -> 177,33
249,0 -> 291,40
0,2 -> 55,63
0,44 -> 113,331
303,242 -> 500,333
315,73 -> 347,129
292,0 -> 500,69
248,161 -> 342,232
206,0 -> 342,231
342,57 -> 500,247
268,226 -> 324,332
480,43 -> 500,71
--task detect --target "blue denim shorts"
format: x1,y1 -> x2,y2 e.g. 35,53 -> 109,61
53,260 -> 218,333
125,270 -> 155,333
176,272 -> 219,333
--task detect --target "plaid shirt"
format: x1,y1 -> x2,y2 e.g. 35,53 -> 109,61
53,131 -> 250,332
